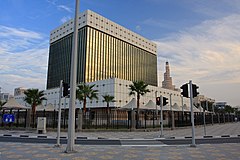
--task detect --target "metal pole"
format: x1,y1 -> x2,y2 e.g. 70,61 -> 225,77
189,80 -> 196,147
181,96 -> 184,126
155,91 -> 158,118
160,95 -> 163,137
56,80 -> 63,147
170,94 -> 174,130
203,109 -> 206,136
66,0 -> 79,153
64,97 -> 66,129
206,100 -> 208,111
211,103 -> 214,125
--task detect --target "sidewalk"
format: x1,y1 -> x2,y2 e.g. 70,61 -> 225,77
0,142 -> 239,160
0,122 -> 239,139
0,123 -> 239,160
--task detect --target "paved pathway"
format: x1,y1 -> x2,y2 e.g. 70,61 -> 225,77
0,123 -> 239,159
0,122 -> 239,139
0,142 -> 239,160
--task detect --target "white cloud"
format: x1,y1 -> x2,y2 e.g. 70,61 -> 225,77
155,14 -> 240,106
0,25 -> 42,39
57,5 -> 72,13
135,25 -> 141,31
0,25 -> 49,94
46,0 -> 58,5
189,0 -> 240,18
60,16 -> 72,24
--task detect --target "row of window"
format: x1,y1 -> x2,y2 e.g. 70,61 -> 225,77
85,27 -> 157,85
47,26 -> 157,89
88,14 -> 156,48
50,13 -> 156,51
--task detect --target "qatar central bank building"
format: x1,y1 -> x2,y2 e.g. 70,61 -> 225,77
46,10 -> 189,110
47,10 -> 157,89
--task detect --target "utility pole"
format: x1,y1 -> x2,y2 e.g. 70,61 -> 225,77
66,0 -> 79,153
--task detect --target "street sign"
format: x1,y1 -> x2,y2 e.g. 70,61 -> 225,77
3,114 -> 15,123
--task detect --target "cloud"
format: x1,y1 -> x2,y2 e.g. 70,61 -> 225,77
189,0 -> 240,18
142,18 -> 176,29
155,14 -> 240,87
60,16 -> 72,24
46,0 -> 58,5
57,5 -> 72,13
0,25 -> 49,94
0,25 -> 42,39
135,25 -> 141,31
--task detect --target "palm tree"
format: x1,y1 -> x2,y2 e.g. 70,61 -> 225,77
24,89 -> 46,127
0,101 -> 6,111
129,81 -> 150,128
76,83 -> 98,113
102,95 -> 115,128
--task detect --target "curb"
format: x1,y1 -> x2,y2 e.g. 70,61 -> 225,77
0,134 -> 239,140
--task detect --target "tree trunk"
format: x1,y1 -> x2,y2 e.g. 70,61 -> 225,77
136,94 -> 140,129
32,104 -> 36,128
83,98 -> 87,128
83,98 -> 87,113
107,103 -> 110,128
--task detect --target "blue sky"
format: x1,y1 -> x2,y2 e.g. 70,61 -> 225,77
0,0 -> 240,106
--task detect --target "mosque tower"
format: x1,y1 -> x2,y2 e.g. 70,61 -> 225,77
162,61 -> 177,90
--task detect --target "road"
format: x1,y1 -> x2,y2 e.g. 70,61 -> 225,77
0,136 -> 239,146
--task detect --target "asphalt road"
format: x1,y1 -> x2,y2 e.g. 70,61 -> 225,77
0,136 -> 239,146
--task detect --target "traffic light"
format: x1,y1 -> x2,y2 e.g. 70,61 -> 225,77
181,83 -> 189,98
63,82 -> 69,97
163,97 -> 168,106
156,97 -> 161,106
192,84 -> 199,98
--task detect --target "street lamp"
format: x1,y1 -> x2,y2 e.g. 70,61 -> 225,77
170,93 -> 174,130
65,0 -> 80,153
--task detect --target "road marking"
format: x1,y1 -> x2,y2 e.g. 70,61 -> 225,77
121,144 -> 168,147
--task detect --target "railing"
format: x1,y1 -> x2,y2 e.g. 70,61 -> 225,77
0,109 -> 239,130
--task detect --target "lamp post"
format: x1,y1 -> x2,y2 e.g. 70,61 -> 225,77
65,0 -> 80,153
170,93 -> 174,130
56,80 -> 63,147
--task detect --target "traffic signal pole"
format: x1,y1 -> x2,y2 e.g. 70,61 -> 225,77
189,80 -> 196,147
56,80 -> 63,147
160,95 -> 163,137
170,94 -> 174,130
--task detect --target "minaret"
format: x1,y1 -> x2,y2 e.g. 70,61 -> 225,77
162,61 -> 174,90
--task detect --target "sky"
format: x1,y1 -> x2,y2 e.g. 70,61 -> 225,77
0,0 -> 239,106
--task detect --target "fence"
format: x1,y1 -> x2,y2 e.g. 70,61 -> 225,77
0,109 -> 239,130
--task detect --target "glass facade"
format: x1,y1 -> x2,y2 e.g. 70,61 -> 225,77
47,26 -> 157,89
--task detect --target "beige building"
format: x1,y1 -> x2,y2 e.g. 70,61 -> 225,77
14,87 -> 27,96
47,10 -> 157,89
162,62 -> 179,91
